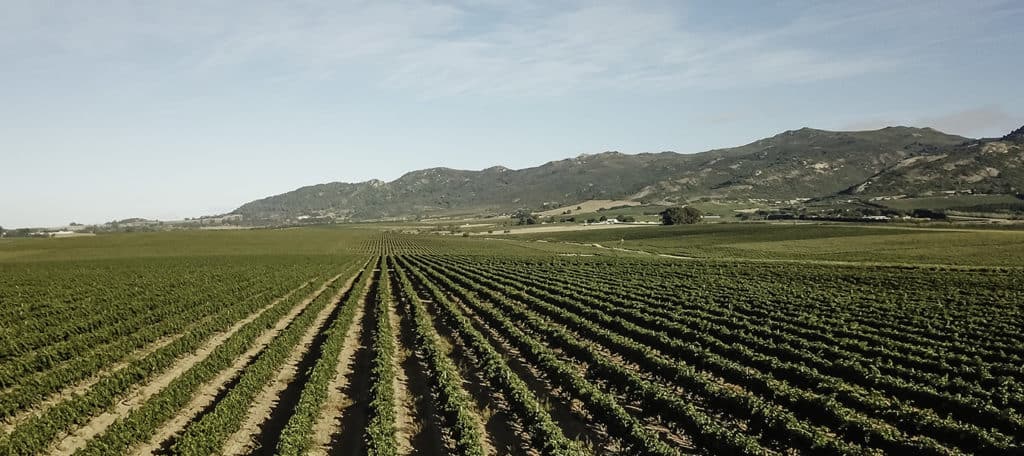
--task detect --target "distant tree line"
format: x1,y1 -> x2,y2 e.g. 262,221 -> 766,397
660,206 -> 703,225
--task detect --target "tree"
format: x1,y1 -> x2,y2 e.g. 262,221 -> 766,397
660,206 -> 702,225
911,208 -> 947,220
511,209 -> 537,226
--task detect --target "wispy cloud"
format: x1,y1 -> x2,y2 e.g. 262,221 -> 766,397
378,2 -> 894,97
0,0 -> 1016,98
919,106 -> 1017,137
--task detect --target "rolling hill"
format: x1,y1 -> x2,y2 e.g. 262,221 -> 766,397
848,126 -> 1024,196
232,125 -> 1024,223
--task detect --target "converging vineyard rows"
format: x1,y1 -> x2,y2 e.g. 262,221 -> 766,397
0,233 -> 1022,455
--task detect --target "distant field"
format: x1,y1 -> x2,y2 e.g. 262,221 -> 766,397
512,222 -> 1024,266
535,199 -> 641,216
877,194 -> 1024,211
1,226 -> 1021,455
0,227 -> 379,262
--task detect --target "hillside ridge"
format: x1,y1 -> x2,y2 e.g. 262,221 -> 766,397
231,125 -> 1024,223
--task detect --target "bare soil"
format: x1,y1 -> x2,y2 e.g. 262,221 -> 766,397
396,267 -> 550,456
421,302 -> 515,456
221,270 -> 364,455
325,267 -> 381,456
390,281 -> 418,456
118,273 -> 348,456
390,270 -> 447,456
309,275 -> 371,454
452,296 -> 614,453
2,284 -> 310,436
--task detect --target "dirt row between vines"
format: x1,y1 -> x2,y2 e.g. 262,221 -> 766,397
221,266 -> 367,455
315,265 -> 380,456
390,269 -> 418,456
393,262 -> 504,456
429,260 -> 703,453
387,266 -> 449,456
46,271 -> 350,456
398,260 -> 536,456
131,268 -> 362,456
1,281 -> 314,437
447,291 -> 614,454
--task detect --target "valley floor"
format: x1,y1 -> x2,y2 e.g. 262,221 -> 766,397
0,226 -> 1020,455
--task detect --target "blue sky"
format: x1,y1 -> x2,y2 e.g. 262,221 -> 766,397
2,0 -> 1022,228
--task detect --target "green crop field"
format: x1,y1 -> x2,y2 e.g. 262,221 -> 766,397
875,194 -> 1024,211
510,222 -> 1024,267
0,225 -> 1021,455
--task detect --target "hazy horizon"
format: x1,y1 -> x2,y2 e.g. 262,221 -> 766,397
4,1 -> 1023,228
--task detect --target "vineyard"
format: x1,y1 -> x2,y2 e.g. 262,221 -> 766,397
0,229 -> 1022,455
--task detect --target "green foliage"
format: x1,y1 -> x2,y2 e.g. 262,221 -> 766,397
365,258 -> 398,456
511,209 -> 538,226
171,266 -> 361,455
393,262 -> 487,456
911,208 -> 947,220
410,257 -> 681,456
387,234 -> 1024,455
2,228 -> 1022,456
0,258 -> 353,456
401,260 -> 585,456
276,265 -> 372,455
512,223 -> 1024,266
660,206 -> 702,225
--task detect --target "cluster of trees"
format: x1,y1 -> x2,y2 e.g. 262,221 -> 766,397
511,209 -> 539,226
508,206 -> 709,226
0,228 -> 49,237
511,209 -> 654,226
660,206 -> 702,225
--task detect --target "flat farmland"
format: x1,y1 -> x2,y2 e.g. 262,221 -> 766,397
0,227 -> 1021,455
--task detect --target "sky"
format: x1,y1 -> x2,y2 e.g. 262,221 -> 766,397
2,0 -> 1023,228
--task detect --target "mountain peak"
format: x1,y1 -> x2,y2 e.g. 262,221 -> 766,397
1003,125 -> 1024,142
782,127 -> 821,135
232,125 -> 973,222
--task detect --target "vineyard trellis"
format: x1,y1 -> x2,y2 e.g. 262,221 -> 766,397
0,230 -> 1021,455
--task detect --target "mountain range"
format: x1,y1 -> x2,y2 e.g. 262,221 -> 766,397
232,125 -> 1023,222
